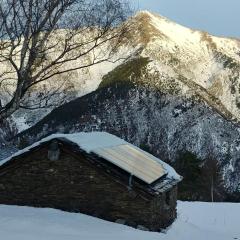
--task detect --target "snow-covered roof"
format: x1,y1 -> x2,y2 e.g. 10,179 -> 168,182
0,132 -> 181,185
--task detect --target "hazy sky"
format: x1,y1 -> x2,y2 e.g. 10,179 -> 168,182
132,0 -> 240,38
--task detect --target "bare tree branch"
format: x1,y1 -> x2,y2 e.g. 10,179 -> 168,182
0,0 -> 131,120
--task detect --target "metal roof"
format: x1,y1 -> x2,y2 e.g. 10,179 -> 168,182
1,132 -> 181,185
93,144 -> 167,184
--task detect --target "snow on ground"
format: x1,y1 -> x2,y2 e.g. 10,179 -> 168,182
0,201 -> 239,240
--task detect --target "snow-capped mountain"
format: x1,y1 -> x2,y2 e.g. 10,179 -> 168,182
1,11 -> 240,198
130,11 -> 240,121
2,10 -> 240,131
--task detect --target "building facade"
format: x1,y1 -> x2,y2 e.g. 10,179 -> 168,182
0,132 -> 181,231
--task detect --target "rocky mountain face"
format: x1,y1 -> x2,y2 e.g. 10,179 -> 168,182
1,11 -> 240,198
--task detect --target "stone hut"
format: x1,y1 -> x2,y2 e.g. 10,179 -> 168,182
0,132 -> 182,231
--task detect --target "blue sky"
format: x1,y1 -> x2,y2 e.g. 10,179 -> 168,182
131,0 -> 240,38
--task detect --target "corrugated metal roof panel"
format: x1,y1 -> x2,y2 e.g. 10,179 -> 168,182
93,144 -> 166,184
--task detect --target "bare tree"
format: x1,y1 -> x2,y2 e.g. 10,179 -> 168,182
0,0 -> 131,120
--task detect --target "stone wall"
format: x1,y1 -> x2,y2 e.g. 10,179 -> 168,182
0,143 -> 177,231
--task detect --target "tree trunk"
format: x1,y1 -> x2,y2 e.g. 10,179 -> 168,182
211,176 -> 214,202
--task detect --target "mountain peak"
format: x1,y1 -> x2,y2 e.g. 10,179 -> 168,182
134,10 -> 166,21
127,11 -> 172,46
131,10 -> 200,46
133,10 -> 171,28
133,10 -> 239,43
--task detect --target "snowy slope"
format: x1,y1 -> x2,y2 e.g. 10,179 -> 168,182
2,10 -> 240,133
0,201 -> 239,240
0,39 -> 134,130
134,11 -> 240,121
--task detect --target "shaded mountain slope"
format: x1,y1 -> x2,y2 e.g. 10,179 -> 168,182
16,79 -> 240,197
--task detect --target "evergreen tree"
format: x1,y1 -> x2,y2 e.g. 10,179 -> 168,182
174,151 -> 202,200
